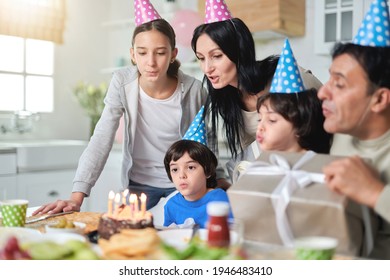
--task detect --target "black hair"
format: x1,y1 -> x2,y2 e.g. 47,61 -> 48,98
132,19 -> 180,77
256,89 -> 333,154
191,18 -> 279,158
332,42 -> 390,93
164,140 -> 218,188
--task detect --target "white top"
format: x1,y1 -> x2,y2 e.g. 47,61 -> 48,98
130,85 -> 181,188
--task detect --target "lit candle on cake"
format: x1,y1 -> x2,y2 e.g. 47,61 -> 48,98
108,190 -> 115,216
122,189 -> 129,205
129,194 -> 137,218
134,195 -> 139,215
114,192 -> 121,218
140,193 -> 146,217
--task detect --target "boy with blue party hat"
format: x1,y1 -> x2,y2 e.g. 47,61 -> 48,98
163,106 -> 233,229
318,0 -> 390,259
256,38 -> 332,154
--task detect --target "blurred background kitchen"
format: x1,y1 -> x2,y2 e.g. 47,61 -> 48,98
0,0 -> 374,211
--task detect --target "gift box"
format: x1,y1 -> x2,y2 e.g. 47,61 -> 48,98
227,151 -> 378,257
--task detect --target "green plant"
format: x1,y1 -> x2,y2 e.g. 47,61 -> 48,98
73,81 -> 108,136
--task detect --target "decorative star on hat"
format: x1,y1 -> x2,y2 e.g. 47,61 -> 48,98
353,0 -> 390,47
269,38 -> 305,94
183,106 -> 207,145
134,0 -> 162,27
204,0 -> 233,23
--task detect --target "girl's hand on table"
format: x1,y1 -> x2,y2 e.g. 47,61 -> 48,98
32,192 -> 85,215
32,200 -> 81,215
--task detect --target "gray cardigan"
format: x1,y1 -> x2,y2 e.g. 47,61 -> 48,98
72,66 -> 222,196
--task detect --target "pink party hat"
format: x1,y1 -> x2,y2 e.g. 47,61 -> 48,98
134,0 -> 162,26
204,0 -> 233,23
353,0 -> 390,47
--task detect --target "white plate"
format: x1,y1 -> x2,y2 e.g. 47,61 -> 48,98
158,229 -> 239,250
0,227 -> 42,248
39,232 -> 87,243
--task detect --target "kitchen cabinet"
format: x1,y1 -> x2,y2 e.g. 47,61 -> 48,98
0,176 -> 17,200
0,149 -> 17,200
0,140 -> 89,210
17,170 -> 88,212
198,0 -> 306,39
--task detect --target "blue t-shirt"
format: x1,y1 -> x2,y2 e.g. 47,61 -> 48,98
163,188 -> 234,228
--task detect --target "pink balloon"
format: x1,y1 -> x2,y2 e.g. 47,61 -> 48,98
171,10 -> 203,48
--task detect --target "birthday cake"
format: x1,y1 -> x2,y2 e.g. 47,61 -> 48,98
97,192 -> 154,240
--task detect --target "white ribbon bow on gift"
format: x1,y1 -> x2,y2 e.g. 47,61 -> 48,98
244,151 -> 324,247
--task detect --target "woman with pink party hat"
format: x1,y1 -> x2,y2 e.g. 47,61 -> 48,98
33,0 -> 227,215
191,0 -> 323,162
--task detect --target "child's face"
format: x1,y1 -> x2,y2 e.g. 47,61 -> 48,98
169,152 -> 208,201
130,29 -> 177,83
256,99 -> 302,152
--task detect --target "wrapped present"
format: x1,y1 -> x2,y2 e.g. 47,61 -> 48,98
227,151 -> 378,257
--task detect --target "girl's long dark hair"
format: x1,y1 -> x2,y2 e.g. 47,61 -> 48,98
192,18 -> 278,158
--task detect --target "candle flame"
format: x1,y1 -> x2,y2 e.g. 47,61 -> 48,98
140,193 -> 146,202
109,190 -> 115,200
123,189 -> 129,196
129,193 -> 137,203
114,193 -> 121,203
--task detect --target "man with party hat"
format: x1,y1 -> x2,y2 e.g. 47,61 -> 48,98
318,0 -> 390,259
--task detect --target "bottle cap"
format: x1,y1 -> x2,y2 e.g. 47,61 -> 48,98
207,201 -> 230,217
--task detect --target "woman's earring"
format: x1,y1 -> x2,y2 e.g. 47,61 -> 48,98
171,59 -> 175,63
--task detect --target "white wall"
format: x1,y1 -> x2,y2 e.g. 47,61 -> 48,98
0,0 -> 333,141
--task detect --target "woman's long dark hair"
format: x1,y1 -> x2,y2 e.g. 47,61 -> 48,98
191,18 -> 278,158
257,89 -> 333,153
132,19 -> 180,77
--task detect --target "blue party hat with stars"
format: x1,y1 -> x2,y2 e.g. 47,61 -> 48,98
269,38 -> 305,94
183,106 -> 207,145
353,0 -> 390,47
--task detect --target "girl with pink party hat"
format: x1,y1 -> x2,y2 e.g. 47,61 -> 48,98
33,0 -> 228,215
